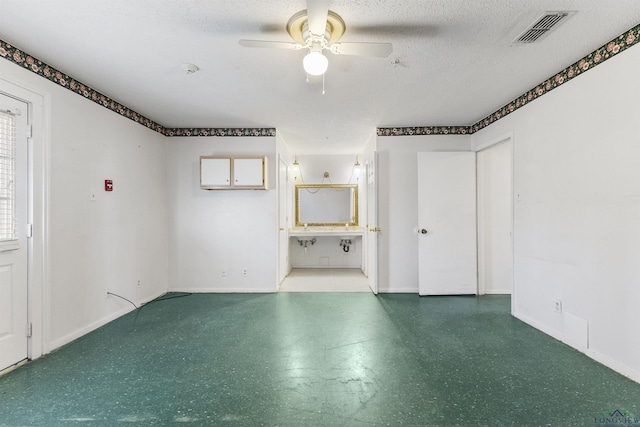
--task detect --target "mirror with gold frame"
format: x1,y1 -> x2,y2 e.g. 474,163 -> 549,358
295,184 -> 358,226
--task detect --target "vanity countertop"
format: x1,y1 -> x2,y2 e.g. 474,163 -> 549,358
289,226 -> 364,237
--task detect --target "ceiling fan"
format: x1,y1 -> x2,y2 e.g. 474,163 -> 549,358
239,0 -> 393,79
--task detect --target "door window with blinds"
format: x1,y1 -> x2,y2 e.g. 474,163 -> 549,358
0,111 -> 16,243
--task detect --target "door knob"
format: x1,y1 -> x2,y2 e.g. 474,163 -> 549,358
420,228 -> 428,234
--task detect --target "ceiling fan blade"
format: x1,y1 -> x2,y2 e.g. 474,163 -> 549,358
239,40 -> 301,50
330,42 -> 393,57
307,0 -> 330,35
349,24 -> 439,38
259,23 -> 285,33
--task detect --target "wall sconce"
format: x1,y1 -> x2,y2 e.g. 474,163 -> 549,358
292,156 -> 300,181
353,155 -> 362,176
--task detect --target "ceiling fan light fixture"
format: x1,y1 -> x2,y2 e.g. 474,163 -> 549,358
303,51 -> 328,76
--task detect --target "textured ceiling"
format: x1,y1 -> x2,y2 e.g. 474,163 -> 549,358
1,1 -> 640,153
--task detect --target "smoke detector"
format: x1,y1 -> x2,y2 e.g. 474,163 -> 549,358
181,63 -> 200,74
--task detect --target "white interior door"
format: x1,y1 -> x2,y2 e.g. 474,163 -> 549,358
277,156 -> 289,286
418,152 -> 477,295
0,93 -> 29,371
477,140 -> 513,294
366,153 -> 378,294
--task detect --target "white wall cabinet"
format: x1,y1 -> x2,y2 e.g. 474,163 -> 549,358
200,156 -> 267,190
200,158 -> 231,187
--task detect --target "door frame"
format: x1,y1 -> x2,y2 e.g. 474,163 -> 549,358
0,77 -> 49,363
474,132 -> 515,311
365,151 -> 379,294
276,154 -> 290,287
476,137 -> 513,295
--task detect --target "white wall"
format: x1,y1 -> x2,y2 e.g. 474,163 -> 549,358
376,135 -> 471,292
0,59 -> 169,352
292,154 -> 361,186
471,44 -> 640,382
167,137 -> 278,292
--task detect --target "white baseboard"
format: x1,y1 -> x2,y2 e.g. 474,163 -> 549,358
50,306 -> 134,351
586,348 -> 640,384
513,310 -> 640,384
483,289 -> 511,295
512,310 -> 564,342
378,287 -> 417,293
49,290 -> 166,352
170,287 -> 276,294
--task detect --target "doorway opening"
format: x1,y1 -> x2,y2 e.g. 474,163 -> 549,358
279,268 -> 369,292
477,138 -> 513,295
277,153 -> 378,293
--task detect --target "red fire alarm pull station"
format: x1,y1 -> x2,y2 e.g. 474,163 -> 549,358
105,180 -> 113,191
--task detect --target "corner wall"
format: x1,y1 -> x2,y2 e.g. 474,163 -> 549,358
0,59 -> 170,352
471,43 -> 640,382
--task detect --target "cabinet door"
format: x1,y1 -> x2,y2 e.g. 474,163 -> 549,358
201,158 -> 231,188
233,158 -> 264,187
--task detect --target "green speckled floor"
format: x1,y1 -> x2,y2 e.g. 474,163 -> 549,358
1,294 -> 639,426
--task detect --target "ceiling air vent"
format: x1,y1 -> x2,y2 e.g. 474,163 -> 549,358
514,12 -> 573,44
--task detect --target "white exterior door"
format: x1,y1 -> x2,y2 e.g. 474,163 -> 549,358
418,152 -> 477,296
0,93 -> 29,371
366,152 -> 378,294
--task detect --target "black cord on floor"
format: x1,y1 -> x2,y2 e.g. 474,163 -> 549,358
106,292 -> 139,309
141,292 -> 192,307
106,291 -> 192,310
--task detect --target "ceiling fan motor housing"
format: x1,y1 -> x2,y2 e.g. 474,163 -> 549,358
287,10 -> 347,47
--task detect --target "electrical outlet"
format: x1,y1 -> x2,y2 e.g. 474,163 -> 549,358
554,300 -> 563,313
137,280 -> 141,288
221,270 -> 227,277
242,268 -> 248,277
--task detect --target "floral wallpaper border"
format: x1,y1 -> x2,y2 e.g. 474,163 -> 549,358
164,128 -> 276,137
0,39 -> 275,138
377,23 -> 640,137
0,39 -> 168,134
2,22 -> 639,139
377,126 -> 472,137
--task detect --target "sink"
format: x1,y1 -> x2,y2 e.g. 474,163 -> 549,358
288,226 -> 364,237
